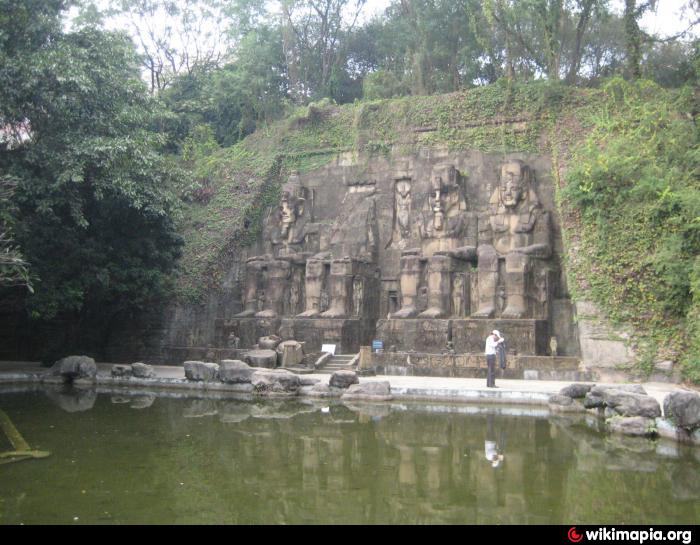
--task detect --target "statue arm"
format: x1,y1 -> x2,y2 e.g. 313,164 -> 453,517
517,211 -> 552,258
443,246 -> 477,261
477,214 -> 493,246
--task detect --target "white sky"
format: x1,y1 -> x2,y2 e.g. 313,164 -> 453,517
361,0 -> 698,38
636,0 -> 698,38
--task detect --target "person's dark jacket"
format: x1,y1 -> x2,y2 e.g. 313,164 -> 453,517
496,340 -> 506,369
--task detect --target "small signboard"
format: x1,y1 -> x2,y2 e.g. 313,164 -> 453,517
321,344 -> 336,355
372,340 -> 383,352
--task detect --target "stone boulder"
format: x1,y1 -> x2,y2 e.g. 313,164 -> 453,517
111,365 -> 132,378
663,391 -> 700,431
300,383 -> 344,398
584,384 -> 647,409
592,384 -> 647,396
50,355 -> 97,382
184,361 -> 220,382
251,369 -> 301,395
219,360 -> 255,384
244,350 -> 278,369
603,389 -> 661,418
276,340 -> 304,367
559,383 -> 595,399
258,336 -> 282,350
341,381 -> 393,402
329,370 -> 359,389
583,391 -> 606,409
607,416 -> 657,437
548,394 -> 586,413
131,362 -> 156,379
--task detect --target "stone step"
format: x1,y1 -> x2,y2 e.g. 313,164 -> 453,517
317,353 -> 358,374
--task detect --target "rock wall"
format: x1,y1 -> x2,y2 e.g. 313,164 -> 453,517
156,147 -> 580,363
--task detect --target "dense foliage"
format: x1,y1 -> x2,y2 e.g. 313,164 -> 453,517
0,1 -> 183,356
562,77 -> 700,379
85,0 -> 698,150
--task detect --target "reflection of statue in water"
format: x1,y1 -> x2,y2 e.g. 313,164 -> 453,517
235,174 -> 315,318
392,165 -> 477,319
474,160 -> 551,319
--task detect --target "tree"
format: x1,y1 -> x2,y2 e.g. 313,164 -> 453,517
162,24 -> 290,148
107,0 -> 230,94
279,0 -> 367,102
0,3 -> 184,356
480,0 -> 608,82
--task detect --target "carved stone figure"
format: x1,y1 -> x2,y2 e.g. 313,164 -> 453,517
226,332 -> 240,349
289,268 -> 302,315
387,178 -> 412,249
497,285 -> 507,314
353,277 -> 364,316
392,165 -> 477,319
535,268 -> 549,318
452,273 -> 464,317
474,160 -> 551,319
298,187 -> 379,319
234,174 -> 315,318
549,336 -> 558,357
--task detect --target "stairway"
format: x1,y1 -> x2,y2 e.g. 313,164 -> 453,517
317,354 -> 357,374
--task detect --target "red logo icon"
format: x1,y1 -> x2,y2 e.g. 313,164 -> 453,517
568,527 -> 583,543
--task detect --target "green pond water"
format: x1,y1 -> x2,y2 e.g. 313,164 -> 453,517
0,385 -> 699,525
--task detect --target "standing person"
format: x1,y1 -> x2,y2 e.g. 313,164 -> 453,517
484,330 -> 504,387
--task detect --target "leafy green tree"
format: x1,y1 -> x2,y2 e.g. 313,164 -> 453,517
279,0 -> 367,102
0,3 -> 184,356
162,24 -> 289,148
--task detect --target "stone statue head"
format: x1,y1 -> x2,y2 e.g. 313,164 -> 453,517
277,176 -> 308,238
279,191 -> 304,237
426,165 -> 466,234
429,165 -> 457,232
396,179 -> 411,198
499,160 -> 530,209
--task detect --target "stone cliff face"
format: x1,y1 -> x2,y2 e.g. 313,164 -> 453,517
156,147 -> 581,367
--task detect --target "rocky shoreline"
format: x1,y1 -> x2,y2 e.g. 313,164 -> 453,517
2,356 -> 699,446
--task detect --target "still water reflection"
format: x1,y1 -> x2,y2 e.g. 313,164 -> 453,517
0,386 -> 699,524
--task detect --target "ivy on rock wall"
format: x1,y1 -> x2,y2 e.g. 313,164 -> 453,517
562,78 -> 699,380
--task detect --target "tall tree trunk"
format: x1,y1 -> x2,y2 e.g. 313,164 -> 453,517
624,0 -> 642,79
565,0 -> 595,84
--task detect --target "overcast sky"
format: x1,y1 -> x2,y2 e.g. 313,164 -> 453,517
361,0 -> 698,39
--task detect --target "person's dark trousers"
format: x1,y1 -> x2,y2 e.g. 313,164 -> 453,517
486,354 -> 496,387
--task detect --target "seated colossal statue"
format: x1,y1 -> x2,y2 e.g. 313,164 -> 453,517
391,164 -> 477,319
473,160 -> 551,319
234,173 -> 316,319
297,181 -> 379,319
